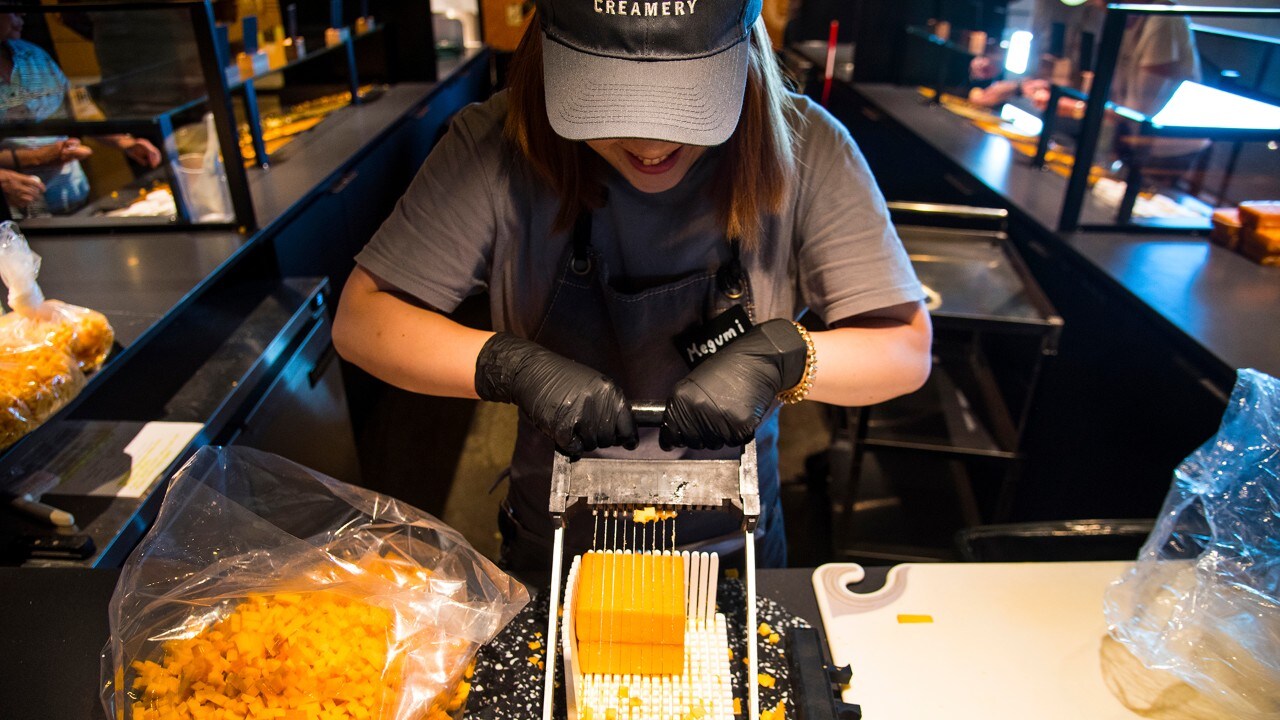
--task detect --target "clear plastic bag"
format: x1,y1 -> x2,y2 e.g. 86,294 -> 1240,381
0,339 -> 84,449
173,113 -> 233,223
101,446 -> 529,720
1104,368 -> 1280,719
0,221 -> 108,448
0,220 -> 114,373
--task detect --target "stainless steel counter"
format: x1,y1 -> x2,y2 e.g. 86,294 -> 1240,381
849,82 -> 1280,382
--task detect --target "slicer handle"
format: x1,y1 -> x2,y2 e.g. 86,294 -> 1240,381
629,401 -> 666,427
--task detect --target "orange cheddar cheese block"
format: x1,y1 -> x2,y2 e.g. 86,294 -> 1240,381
1244,226 -> 1280,254
1211,208 -> 1242,250
1240,229 -> 1280,266
575,551 -> 685,675
577,641 -> 684,676
576,552 -> 683,645
1238,201 -> 1280,229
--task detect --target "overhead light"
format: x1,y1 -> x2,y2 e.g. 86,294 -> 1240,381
1000,104 -> 1045,136
1005,31 -> 1033,75
1150,81 -> 1280,130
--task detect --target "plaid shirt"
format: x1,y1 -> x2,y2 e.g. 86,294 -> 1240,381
0,40 -> 87,214
0,39 -> 70,122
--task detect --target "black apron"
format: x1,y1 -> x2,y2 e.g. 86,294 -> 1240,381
497,210 -> 787,575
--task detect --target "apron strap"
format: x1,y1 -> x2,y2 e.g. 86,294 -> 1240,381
573,209 -> 744,300
571,210 -> 592,275
717,239 -> 745,300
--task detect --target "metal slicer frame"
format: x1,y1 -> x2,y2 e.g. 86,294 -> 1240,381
541,404 -> 761,720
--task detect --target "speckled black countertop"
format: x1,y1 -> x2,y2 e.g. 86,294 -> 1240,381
0,566 -> 845,720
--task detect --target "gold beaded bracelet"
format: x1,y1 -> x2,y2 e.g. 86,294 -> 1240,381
778,321 -> 817,405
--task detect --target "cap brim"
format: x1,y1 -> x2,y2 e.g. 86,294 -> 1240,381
543,33 -> 749,146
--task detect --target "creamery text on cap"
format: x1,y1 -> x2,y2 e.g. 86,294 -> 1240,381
594,0 -> 699,16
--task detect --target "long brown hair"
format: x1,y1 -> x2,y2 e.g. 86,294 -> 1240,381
504,18 -> 799,249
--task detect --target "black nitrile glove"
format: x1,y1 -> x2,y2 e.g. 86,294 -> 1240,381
660,319 -> 807,450
475,333 -> 637,455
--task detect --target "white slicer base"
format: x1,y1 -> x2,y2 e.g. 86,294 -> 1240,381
564,551 -> 736,720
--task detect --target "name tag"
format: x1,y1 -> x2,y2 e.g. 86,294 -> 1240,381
674,305 -> 753,370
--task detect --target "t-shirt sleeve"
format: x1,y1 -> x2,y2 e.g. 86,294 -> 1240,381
793,102 -> 923,324
1137,17 -> 1189,69
354,101 -> 500,313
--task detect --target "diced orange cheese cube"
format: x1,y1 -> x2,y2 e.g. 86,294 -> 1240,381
127,563 -> 475,720
760,699 -> 787,720
896,614 -> 934,624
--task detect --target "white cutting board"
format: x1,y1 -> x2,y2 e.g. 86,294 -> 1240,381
813,561 -> 1146,720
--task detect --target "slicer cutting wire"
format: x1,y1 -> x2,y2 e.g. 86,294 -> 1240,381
542,402 -> 761,720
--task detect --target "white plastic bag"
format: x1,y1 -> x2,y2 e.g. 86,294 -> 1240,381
1104,368 -> 1280,719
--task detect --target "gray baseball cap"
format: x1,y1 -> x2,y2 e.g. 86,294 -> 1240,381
536,0 -> 763,145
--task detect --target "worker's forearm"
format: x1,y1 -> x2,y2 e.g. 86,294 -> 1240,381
333,266 -> 492,399
806,308 -> 932,407
0,147 -> 36,169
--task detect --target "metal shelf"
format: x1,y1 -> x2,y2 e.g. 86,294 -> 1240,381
861,360 -> 1019,461
835,211 -> 1061,536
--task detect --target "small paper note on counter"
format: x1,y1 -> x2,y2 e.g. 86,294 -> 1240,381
108,422 -> 204,497
6,421 -> 202,498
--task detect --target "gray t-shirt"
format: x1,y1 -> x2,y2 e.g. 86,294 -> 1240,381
357,91 -> 921,335
1111,14 -> 1207,159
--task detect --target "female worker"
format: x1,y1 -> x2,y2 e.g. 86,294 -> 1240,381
334,0 -> 932,573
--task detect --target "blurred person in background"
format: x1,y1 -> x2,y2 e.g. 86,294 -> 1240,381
0,12 -> 161,216
1087,0 -> 1208,166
